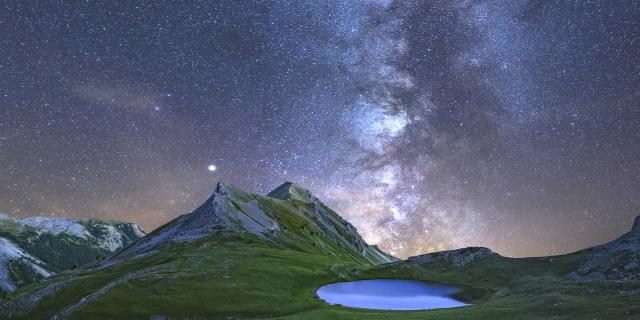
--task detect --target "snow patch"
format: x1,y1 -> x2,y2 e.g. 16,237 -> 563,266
17,216 -> 90,239
0,237 -> 51,292
131,224 -> 146,238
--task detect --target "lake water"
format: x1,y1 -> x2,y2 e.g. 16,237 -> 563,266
316,279 -> 468,310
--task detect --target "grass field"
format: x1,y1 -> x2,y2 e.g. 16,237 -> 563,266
3,231 -> 638,319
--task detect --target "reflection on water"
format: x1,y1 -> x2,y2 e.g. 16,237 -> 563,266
316,279 -> 468,310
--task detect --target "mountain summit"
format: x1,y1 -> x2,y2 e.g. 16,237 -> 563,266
267,181 -> 316,202
104,182 -> 280,263
105,181 -> 393,266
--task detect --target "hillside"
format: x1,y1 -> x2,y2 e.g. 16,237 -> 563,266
1,182 -> 393,319
0,214 -> 145,294
353,216 -> 640,319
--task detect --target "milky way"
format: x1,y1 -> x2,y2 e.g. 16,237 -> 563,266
1,1 -> 639,258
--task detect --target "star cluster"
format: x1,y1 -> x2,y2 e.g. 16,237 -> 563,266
1,0 -> 639,258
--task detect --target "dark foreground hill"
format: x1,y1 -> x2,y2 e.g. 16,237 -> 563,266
1,182 -> 638,319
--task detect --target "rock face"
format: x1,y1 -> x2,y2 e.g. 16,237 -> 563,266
0,214 -> 145,293
567,215 -> 640,282
106,182 -> 281,263
107,181 -> 395,265
408,247 -> 497,267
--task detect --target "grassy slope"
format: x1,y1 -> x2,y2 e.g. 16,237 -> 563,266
8,233 -> 639,319
265,252 -> 640,320
0,217 -> 144,293
24,235 -> 344,319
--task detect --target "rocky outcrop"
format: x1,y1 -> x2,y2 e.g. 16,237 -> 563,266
408,247 -> 497,267
567,215 -> 640,282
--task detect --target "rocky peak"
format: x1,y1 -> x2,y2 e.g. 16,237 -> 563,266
633,215 -> 640,233
176,181 -> 281,240
267,182 -> 317,203
105,181 -> 281,264
266,181 -> 295,199
106,181 -> 394,266
213,181 -> 233,197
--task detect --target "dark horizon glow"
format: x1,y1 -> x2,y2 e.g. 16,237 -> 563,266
1,1 -> 639,258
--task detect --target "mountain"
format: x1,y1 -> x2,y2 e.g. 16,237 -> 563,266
0,213 -> 145,293
1,183 -> 637,319
1,182 -> 393,319
567,215 -> 640,282
365,215 -> 640,319
401,216 -> 640,283
104,182 -> 393,266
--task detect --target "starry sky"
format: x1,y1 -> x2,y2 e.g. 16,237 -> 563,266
1,0 -> 639,258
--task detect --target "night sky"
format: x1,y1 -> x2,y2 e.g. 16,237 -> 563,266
1,1 -> 639,258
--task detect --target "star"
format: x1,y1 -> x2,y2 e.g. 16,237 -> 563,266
1,0 -> 638,259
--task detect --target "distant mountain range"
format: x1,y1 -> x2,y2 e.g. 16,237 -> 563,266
0,182 -> 638,319
406,215 -> 640,284
0,213 -> 145,293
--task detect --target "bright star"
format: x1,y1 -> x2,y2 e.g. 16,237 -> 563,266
208,165 -> 217,172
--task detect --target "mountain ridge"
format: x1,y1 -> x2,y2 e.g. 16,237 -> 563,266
0,214 -> 145,293
403,215 -> 640,283
3,185 -> 638,319
105,181 -> 394,266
